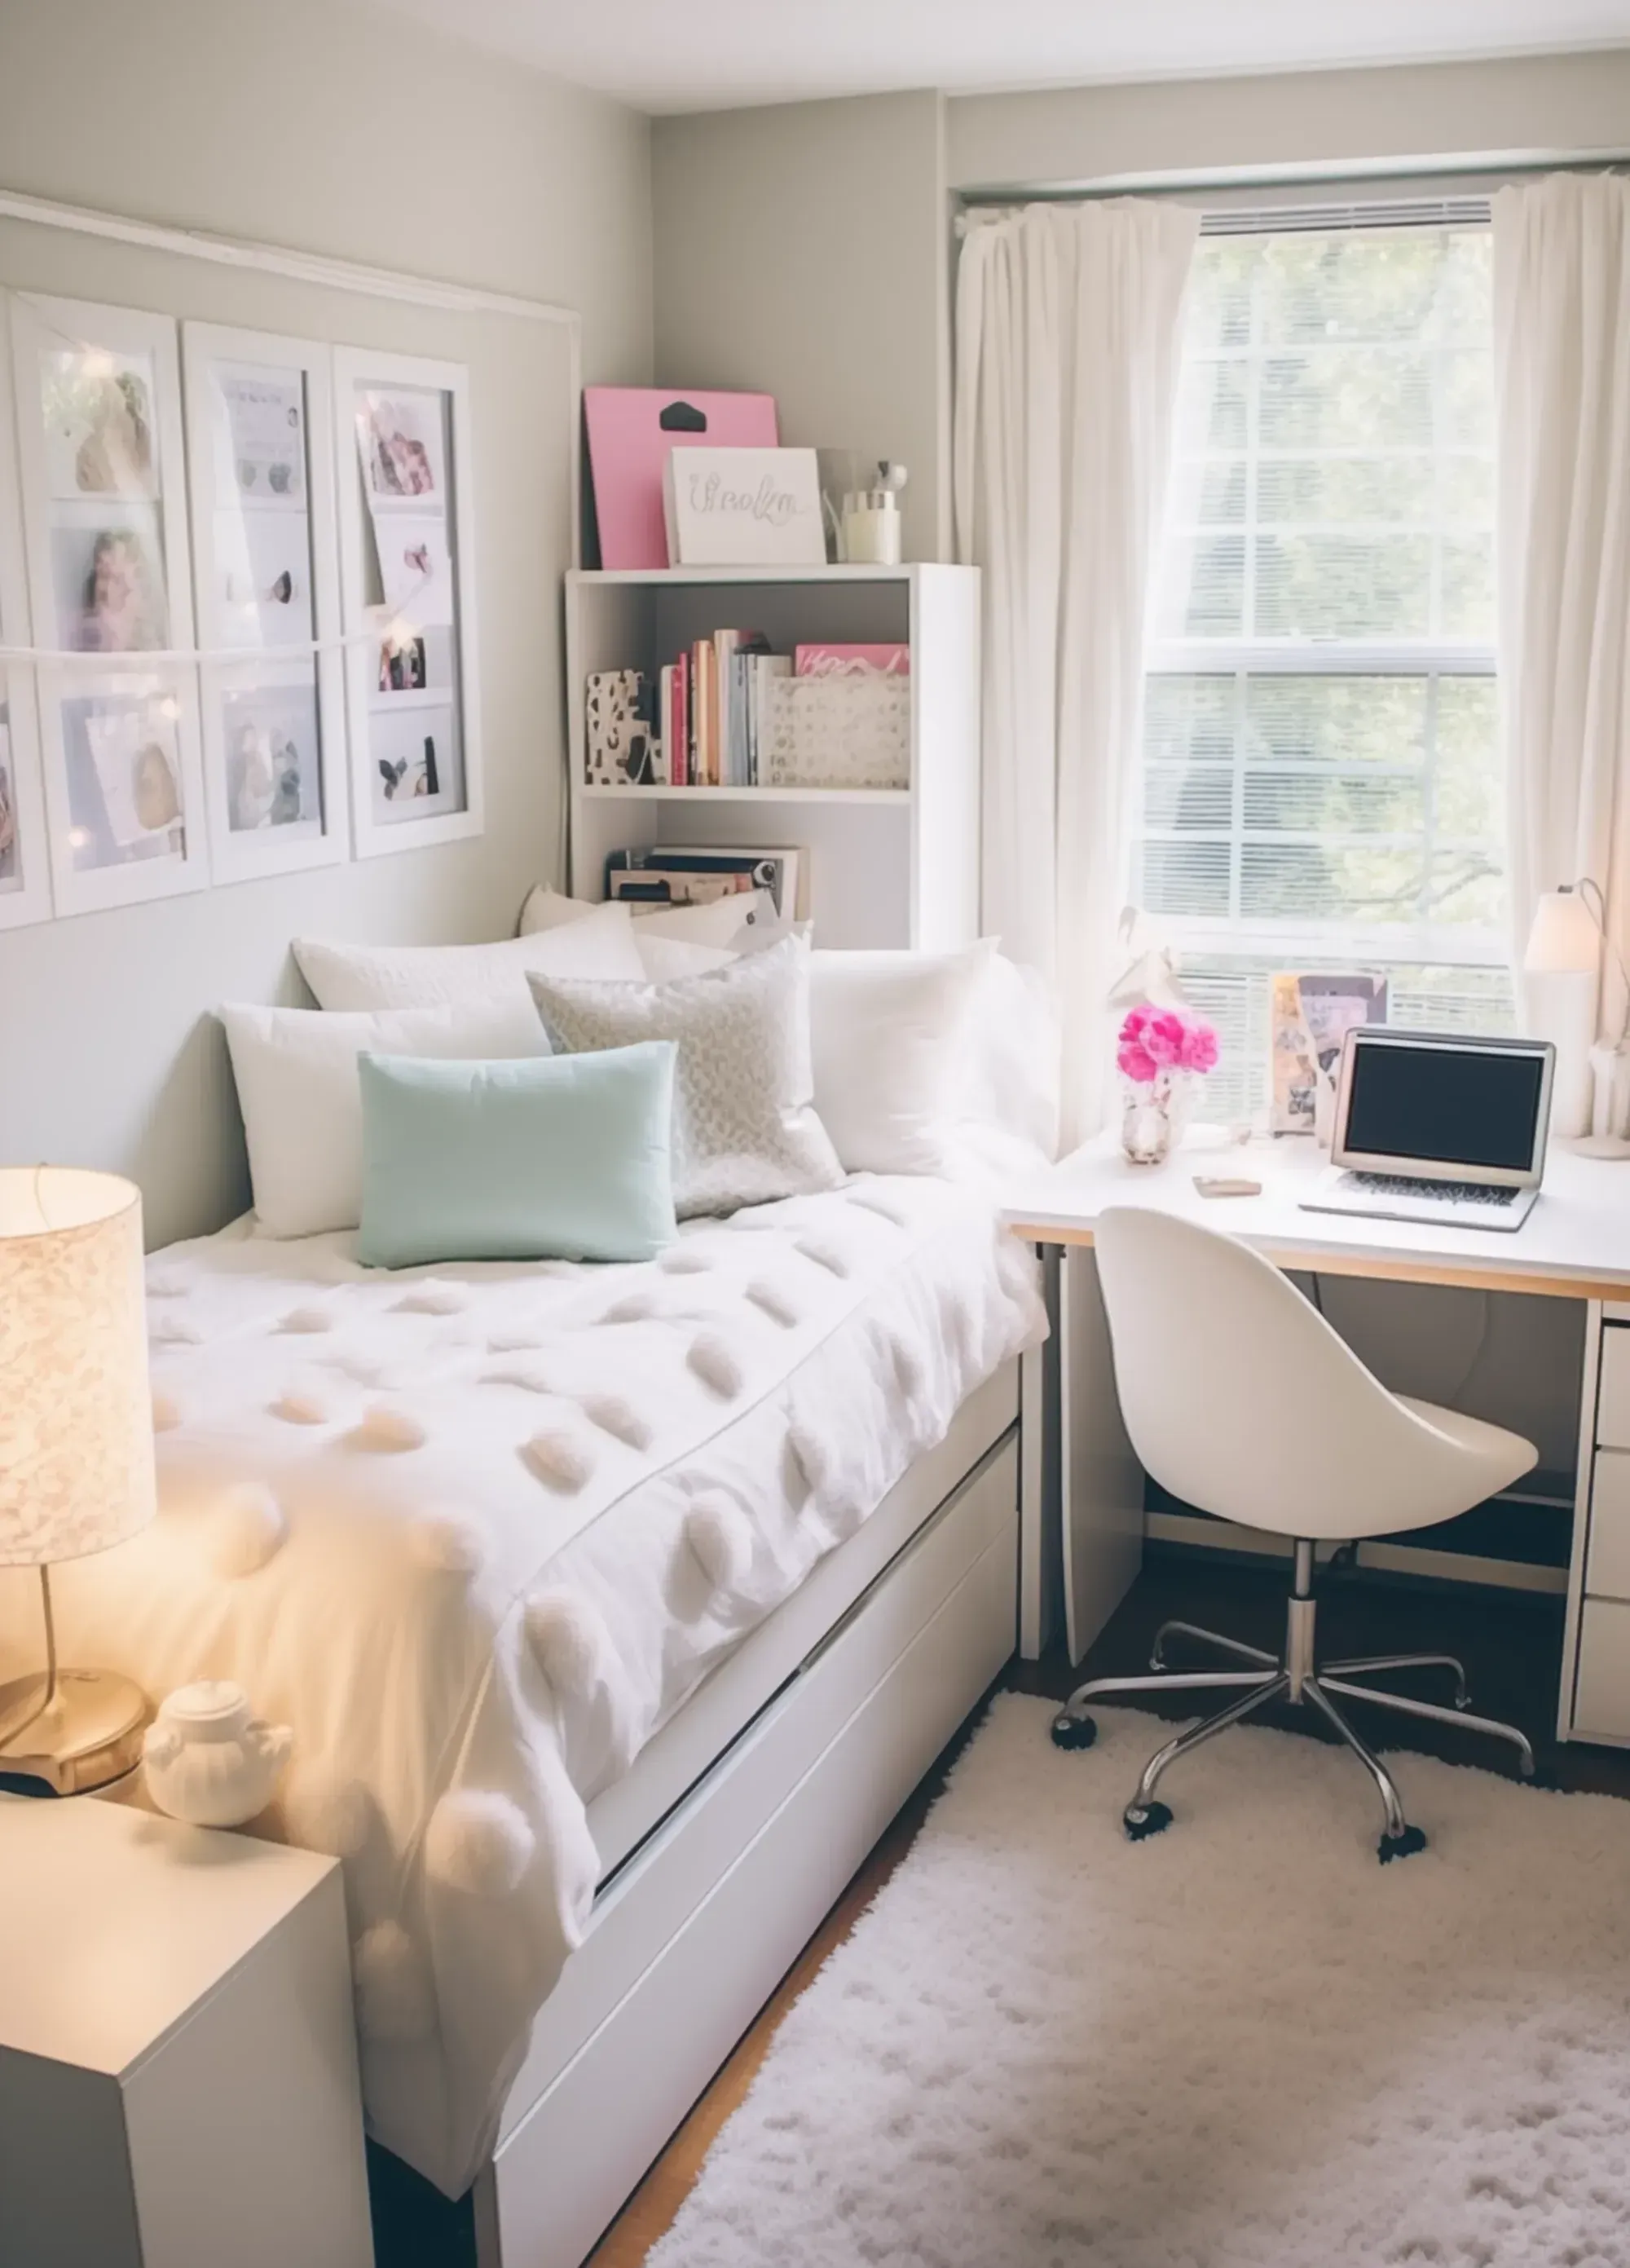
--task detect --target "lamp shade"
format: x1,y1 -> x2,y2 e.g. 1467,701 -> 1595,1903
1525,888 -> 1601,975
0,1167 -> 156,1567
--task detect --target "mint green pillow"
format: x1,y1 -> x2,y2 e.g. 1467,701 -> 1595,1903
356,1041 -> 677,1269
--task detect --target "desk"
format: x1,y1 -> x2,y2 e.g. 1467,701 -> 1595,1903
1002,1134 -> 1630,1745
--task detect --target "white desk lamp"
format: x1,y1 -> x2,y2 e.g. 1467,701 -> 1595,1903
1523,880 -> 1630,1159
0,1167 -> 156,1792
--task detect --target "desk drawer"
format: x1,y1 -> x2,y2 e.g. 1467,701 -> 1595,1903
1598,1327 -> 1630,1449
1573,1597 -> 1630,1741
1585,1452 -> 1630,1599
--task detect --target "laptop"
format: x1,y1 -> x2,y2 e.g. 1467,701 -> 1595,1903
1300,1028 -> 1556,1233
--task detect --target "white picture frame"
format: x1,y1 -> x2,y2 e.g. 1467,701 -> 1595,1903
663,446 -> 826,567
0,297 -> 54,930
183,322 -> 349,882
334,346 -> 482,858
9,293 -> 209,916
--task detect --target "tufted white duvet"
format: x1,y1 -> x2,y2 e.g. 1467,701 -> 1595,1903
4,1175 -> 1044,2197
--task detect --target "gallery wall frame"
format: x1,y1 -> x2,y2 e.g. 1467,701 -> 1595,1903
183,320 -> 350,883
9,290 -> 209,916
0,180 -> 583,931
335,345 -> 482,860
0,296 -> 53,931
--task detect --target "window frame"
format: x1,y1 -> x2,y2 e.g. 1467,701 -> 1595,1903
1137,211 -> 1504,982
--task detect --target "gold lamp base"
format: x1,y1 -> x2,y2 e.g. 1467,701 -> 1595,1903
0,1666 -> 151,1795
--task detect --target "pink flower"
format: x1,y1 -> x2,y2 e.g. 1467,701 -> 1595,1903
1116,1004 -> 1220,1083
1117,1040 -> 1160,1083
1140,1011 -> 1187,1068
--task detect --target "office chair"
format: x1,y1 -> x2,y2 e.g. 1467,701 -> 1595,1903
1051,1205 -> 1540,1861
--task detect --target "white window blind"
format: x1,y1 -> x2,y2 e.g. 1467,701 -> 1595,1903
1138,212 -> 1509,1120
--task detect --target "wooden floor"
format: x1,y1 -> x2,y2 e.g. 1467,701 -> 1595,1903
373,1548 -> 1630,2266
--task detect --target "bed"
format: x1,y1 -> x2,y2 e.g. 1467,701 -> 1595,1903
8,1167 -> 1042,2266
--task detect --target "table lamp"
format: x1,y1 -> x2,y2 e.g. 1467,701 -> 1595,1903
0,1167 -> 156,1793
1524,885 -> 1601,1140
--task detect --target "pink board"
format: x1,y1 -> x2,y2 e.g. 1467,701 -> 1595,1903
585,388 -> 779,569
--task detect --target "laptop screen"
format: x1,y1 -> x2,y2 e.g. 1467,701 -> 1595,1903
1341,1035 -> 1548,1175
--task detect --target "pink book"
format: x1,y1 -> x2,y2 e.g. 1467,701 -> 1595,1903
794,642 -> 910,677
585,389 -> 778,570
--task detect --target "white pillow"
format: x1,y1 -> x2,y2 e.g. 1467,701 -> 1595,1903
518,885 -> 777,950
220,997 -> 549,1238
808,942 -> 997,1175
634,933 -> 736,982
293,899 -> 644,1011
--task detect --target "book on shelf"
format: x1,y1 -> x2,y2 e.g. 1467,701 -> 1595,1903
667,655 -> 689,788
606,844 -> 801,920
658,664 -> 675,787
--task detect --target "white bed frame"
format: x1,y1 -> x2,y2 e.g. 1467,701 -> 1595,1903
469,1361 -> 1023,2268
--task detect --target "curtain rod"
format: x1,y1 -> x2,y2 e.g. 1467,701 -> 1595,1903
955,149 -> 1630,210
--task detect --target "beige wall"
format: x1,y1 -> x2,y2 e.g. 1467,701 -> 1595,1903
651,92 -> 950,563
947,49 -> 1630,192
0,0 -> 652,1247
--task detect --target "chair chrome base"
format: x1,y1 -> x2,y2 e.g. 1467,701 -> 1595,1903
1051,1540 -> 1536,1863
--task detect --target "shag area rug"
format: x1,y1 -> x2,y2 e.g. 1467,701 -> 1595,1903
649,1693 -> 1630,2267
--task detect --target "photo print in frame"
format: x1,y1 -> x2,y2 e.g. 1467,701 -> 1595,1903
183,321 -> 349,881
335,346 -> 482,857
0,304 -> 52,929
10,292 -> 208,914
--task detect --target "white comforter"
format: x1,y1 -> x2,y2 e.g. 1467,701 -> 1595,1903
0,1176 -> 1043,2195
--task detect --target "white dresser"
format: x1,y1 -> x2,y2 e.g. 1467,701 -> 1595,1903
1563,1312 -> 1630,1740
0,1792 -> 373,2268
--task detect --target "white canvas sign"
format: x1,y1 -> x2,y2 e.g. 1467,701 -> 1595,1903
663,446 -> 826,567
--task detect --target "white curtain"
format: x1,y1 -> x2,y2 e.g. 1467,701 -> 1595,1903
953,199 -> 1199,1144
1494,174 -> 1630,1044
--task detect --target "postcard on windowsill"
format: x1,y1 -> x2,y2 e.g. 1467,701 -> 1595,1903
1270,972 -> 1390,1136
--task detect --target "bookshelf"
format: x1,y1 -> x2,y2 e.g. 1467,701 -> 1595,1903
564,564 -> 980,950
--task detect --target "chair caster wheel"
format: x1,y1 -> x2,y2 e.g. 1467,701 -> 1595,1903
1051,1710 -> 1097,1751
1378,1824 -> 1427,1864
1123,1800 -> 1172,1842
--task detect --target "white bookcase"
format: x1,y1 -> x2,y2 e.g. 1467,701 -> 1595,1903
564,564 -> 981,950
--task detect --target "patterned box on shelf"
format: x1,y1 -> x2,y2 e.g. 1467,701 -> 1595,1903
585,670 -> 664,786
760,673 -> 910,791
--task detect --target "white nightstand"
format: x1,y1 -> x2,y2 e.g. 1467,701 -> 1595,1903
0,1791 -> 374,2268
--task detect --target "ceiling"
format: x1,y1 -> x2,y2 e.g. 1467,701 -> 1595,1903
372,0 -> 1630,114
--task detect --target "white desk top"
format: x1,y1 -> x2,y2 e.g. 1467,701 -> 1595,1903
0,1792 -> 336,2076
1003,1130 -> 1630,1300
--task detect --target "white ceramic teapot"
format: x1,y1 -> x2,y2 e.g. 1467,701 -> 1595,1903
142,1680 -> 293,1827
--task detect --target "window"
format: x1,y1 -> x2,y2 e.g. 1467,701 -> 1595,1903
1136,215 -> 1508,1121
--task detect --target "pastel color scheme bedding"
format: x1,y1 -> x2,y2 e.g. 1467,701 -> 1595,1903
1,1183 -> 1046,2196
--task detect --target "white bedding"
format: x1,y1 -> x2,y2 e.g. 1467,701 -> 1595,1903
0,1176 -> 1043,2197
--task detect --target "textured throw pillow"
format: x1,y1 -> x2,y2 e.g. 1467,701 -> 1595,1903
357,1043 -> 677,1269
219,996 -> 550,1238
808,941 -> 998,1173
293,898 -> 645,1011
526,933 -> 843,1218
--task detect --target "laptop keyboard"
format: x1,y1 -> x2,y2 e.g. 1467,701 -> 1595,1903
1340,1172 -> 1518,1207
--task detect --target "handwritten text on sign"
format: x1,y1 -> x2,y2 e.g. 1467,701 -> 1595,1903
664,446 -> 826,566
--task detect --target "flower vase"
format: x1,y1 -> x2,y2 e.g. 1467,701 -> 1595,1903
1121,1068 -> 1197,1167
